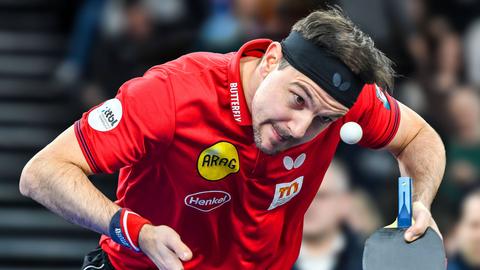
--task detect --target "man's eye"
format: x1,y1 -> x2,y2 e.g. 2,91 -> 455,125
294,94 -> 305,106
320,116 -> 333,123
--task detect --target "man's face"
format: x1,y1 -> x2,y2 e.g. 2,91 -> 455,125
302,162 -> 349,238
447,88 -> 480,134
458,196 -> 480,266
251,63 -> 349,155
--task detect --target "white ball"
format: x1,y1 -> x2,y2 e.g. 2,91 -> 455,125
340,122 -> 363,144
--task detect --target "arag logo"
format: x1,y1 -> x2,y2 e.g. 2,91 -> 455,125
184,191 -> 231,212
197,141 -> 240,181
268,176 -> 303,210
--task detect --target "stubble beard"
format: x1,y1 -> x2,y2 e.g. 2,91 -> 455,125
253,124 -> 280,155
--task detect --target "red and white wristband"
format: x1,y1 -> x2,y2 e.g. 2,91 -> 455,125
109,208 -> 151,252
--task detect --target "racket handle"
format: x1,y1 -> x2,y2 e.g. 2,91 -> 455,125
398,177 -> 412,228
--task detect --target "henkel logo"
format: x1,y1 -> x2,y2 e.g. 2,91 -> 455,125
268,176 -> 303,210
184,191 -> 231,212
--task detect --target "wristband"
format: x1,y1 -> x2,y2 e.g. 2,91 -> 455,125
109,208 -> 151,252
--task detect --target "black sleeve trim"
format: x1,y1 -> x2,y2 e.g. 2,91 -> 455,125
74,120 -> 101,173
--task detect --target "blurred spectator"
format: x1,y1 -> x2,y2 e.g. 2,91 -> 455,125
81,0 -> 207,108
442,86 -> 480,206
197,0 -> 245,52
428,18 -> 463,135
345,189 -> 383,241
293,159 -> 363,270
429,18 -> 463,94
336,141 -> 400,202
264,0 -> 326,40
427,0 -> 480,35
465,19 -> 480,87
55,0 -> 105,85
398,16 -> 463,136
340,0 -> 418,75
196,0 -> 324,53
447,189 -> 480,270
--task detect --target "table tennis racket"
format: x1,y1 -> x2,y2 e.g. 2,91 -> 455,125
362,177 -> 446,270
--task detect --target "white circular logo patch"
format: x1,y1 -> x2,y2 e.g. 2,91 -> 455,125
87,98 -> 123,132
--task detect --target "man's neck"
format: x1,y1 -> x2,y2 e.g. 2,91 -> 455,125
239,57 -> 261,114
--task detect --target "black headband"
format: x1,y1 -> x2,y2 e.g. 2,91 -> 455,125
281,31 -> 364,108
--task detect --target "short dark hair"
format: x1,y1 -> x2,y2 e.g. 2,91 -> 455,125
282,6 -> 395,92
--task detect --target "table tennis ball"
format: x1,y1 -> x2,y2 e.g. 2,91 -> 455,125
340,121 -> 363,144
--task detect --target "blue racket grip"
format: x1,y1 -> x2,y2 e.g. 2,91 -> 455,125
398,177 -> 412,228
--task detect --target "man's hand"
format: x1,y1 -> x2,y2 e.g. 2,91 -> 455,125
404,201 -> 442,242
139,224 -> 193,270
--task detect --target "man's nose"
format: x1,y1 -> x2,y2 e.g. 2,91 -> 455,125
288,111 -> 313,139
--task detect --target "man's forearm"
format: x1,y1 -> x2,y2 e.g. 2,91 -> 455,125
396,124 -> 445,208
20,156 -> 118,235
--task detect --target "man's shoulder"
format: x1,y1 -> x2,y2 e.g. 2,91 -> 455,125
146,51 -> 235,78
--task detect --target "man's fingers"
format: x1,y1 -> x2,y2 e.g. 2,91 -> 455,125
156,245 -> 185,270
404,202 -> 431,242
164,232 -> 193,261
140,225 -> 192,269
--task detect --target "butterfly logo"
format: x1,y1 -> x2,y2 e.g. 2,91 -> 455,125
332,73 -> 351,91
283,153 -> 306,170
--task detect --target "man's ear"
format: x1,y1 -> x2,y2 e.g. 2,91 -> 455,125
259,42 -> 283,79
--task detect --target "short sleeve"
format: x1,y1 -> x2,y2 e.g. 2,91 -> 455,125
345,84 -> 401,149
74,71 -> 175,173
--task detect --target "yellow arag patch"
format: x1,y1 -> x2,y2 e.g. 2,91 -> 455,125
197,142 -> 240,181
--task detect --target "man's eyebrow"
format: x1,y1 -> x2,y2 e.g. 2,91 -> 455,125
291,81 -> 315,103
291,81 -> 348,118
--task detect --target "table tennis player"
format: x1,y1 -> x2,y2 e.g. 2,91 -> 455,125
20,6 -> 445,270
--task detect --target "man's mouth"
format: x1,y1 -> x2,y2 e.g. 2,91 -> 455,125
272,124 -> 290,143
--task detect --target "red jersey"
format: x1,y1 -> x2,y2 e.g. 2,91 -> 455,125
74,39 -> 400,269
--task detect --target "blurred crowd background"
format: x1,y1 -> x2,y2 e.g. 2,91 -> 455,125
0,0 -> 479,269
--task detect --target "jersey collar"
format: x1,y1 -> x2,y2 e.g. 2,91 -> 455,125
228,39 -> 272,126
